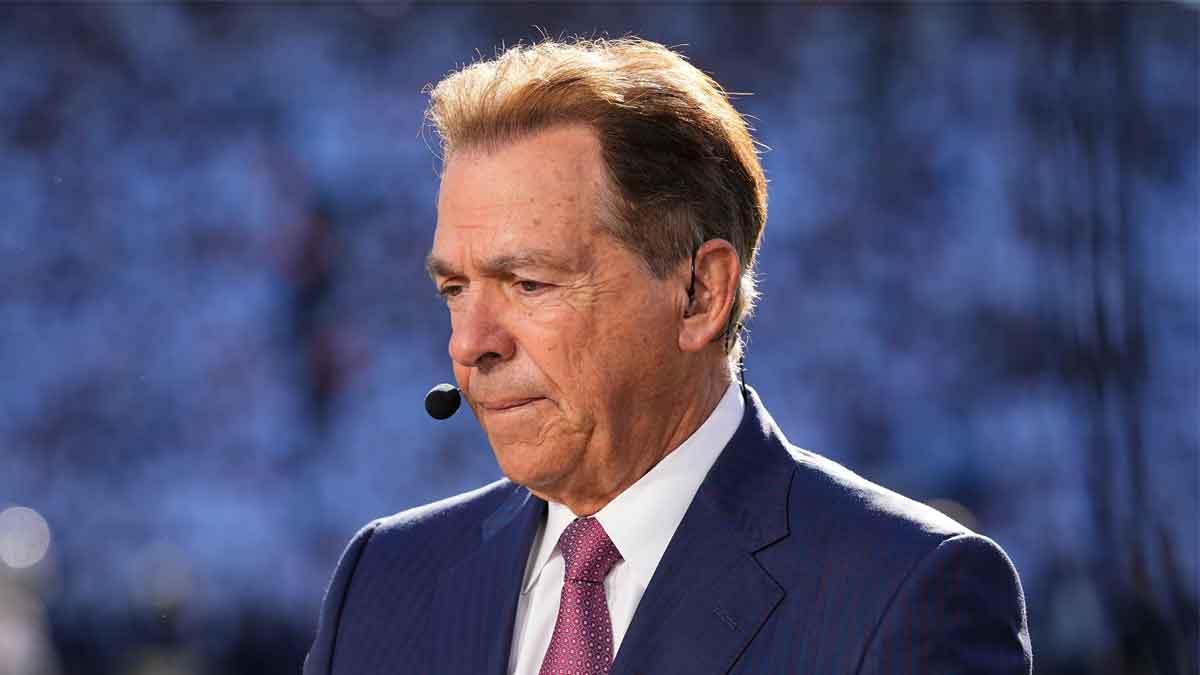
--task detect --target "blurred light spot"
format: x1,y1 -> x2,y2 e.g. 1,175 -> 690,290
926,498 -> 979,532
0,507 -> 51,569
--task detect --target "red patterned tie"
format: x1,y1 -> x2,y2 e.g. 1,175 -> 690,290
538,517 -> 624,675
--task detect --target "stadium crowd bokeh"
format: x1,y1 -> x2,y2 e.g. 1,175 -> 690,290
0,4 -> 1195,674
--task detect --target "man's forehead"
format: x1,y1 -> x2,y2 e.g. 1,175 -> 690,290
427,243 -> 585,278
436,127 -> 607,211
431,207 -> 593,255
428,125 -> 614,279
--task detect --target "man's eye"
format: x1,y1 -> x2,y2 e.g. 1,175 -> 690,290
517,280 -> 549,294
437,284 -> 464,300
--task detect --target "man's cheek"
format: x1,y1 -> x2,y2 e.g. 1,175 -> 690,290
552,281 -> 607,315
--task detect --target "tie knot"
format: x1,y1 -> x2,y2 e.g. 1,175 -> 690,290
557,517 -> 622,583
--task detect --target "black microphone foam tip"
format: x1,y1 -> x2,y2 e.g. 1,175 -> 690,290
425,383 -> 461,420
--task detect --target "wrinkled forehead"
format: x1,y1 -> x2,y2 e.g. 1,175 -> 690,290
436,127 -> 609,213
430,126 -> 612,272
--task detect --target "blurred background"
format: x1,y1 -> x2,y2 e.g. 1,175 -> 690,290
0,3 -> 1195,674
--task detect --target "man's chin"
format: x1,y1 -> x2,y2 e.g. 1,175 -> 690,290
491,447 -> 572,493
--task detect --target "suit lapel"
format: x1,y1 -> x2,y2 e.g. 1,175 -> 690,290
610,388 -> 795,675
428,484 -> 545,675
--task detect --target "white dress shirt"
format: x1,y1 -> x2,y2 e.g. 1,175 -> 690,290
507,383 -> 745,675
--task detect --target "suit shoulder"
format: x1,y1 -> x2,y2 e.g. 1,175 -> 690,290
370,477 -> 520,540
757,444 -> 1027,662
782,444 -> 974,561
333,478 -> 522,599
859,531 -> 1033,672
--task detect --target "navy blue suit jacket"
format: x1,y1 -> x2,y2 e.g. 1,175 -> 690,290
304,388 -> 1032,674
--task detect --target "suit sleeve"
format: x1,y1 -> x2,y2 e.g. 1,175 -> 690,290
858,533 -> 1033,675
303,522 -> 378,675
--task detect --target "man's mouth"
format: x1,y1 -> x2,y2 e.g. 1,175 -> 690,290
479,397 -> 543,412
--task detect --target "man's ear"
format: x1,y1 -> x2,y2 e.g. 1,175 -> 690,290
679,239 -> 740,353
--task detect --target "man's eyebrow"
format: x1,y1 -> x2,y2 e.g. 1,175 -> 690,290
479,250 -> 577,276
425,249 -> 577,280
425,254 -> 457,281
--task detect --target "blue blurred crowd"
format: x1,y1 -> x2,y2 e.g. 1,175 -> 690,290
0,4 -> 1195,674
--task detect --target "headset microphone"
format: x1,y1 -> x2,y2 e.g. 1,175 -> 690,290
425,383 -> 461,420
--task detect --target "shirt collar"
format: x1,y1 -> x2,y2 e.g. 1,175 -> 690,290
521,382 -> 745,594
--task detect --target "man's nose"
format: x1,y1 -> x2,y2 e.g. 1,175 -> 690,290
448,292 -> 516,369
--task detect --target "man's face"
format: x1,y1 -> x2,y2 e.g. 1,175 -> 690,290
428,125 -> 685,503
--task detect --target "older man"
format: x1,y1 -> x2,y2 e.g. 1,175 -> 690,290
304,38 -> 1032,675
